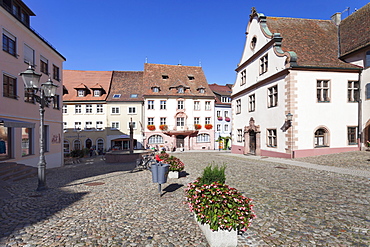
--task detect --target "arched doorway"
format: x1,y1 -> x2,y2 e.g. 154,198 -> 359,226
244,117 -> 261,155
176,135 -> 185,148
249,130 -> 256,155
85,138 -> 92,149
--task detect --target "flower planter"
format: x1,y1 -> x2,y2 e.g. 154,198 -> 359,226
196,217 -> 237,247
168,171 -> 180,178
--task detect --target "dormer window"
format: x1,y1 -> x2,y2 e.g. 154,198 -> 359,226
178,87 -> 184,93
94,90 -> 101,97
199,88 -> 205,94
152,87 -> 160,93
78,90 -> 85,97
113,94 -> 121,98
130,94 -> 138,98
188,75 -> 195,80
162,74 -> 169,79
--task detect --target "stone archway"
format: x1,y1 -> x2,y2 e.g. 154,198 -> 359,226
243,117 -> 261,155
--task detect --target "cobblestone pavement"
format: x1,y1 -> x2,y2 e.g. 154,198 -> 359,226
0,151 -> 369,246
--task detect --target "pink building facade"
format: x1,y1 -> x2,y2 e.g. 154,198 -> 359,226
0,0 -> 65,168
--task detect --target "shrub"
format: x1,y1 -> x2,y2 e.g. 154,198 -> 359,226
199,163 -> 226,185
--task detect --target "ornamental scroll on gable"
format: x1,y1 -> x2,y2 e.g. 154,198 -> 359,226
244,117 -> 260,133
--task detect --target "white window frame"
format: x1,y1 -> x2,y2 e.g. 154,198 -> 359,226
205,117 -> 211,125
62,105 -> 67,114
178,100 -> 184,110
160,100 -> 166,110
194,101 -> 200,110
260,54 -> 268,75
197,133 -> 210,143
249,94 -> 255,112
111,122 -> 120,129
96,121 -> 103,129
317,80 -> 330,102
96,104 -> 103,113
268,85 -> 278,108
205,101 -> 211,110
267,129 -> 277,147
148,100 -> 154,110
194,117 -> 200,124
86,104 -> 92,114
128,107 -> 136,114
160,117 -> 166,125
236,99 -> 241,114
177,117 -> 184,127
148,117 -> 154,125
75,105 -> 82,114
111,107 -> 120,114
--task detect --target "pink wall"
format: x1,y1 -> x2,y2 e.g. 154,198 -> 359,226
293,146 -> 359,158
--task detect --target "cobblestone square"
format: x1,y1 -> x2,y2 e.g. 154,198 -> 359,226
0,151 -> 369,246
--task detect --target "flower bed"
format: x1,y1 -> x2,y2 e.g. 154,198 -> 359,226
159,152 -> 185,171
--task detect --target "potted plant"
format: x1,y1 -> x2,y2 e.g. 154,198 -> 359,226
159,124 -> 168,131
205,124 -> 213,130
217,116 -> 223,121
159,151 -> 185,178
147,125 -> 156,131
194,124 -> 202,130
225,117 -> 230,122
185,164 -> 255,247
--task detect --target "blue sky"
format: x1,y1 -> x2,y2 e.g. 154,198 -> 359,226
24,0 -> 369,85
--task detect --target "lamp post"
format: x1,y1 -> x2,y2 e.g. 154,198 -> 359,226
20,65 -> 58,191
286,113 -> 293,159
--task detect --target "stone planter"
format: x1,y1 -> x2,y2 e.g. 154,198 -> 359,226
168,171 -> 180,178
196,217 -> 237,247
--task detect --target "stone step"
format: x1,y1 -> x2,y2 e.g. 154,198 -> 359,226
0,163 -> 37,182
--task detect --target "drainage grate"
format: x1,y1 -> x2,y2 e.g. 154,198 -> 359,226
85,182 -> 105,186
274,166 -> 288,169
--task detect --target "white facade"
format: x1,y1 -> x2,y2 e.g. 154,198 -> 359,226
232,10 -> 361,158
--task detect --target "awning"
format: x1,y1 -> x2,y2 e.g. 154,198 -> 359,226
0,117 -> 35,128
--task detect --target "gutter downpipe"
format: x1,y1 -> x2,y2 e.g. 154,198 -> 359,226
358,70 -> 363,150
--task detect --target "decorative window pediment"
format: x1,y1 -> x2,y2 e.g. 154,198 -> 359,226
74,83 -> 91,97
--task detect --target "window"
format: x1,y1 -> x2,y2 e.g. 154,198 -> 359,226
178,87 -> 184,93
63,122 -> 67,130
216,124 -> 221,131
221,96 -> 231,103
236,99 -> 241,114
366,83 -> 370,100
85,121 -> 93,129
188,75 -> 195,80
160,100 -> 166,110
63,140 -> 69,153
24,44 -> 34,65
148,135 -> 163,144
2,30 -> 16,56
128,107 -> 136,114
152,87 -> 159,92
74,122 -> 82,130
21,128 -> 32,156
241,69 -> 246,85
366,50 -> 370,68
148,118 -> 154,125
177,117 -> 184,126
86,104 -> 92,113
111,107 -> 119,114
268,85 -> 278,108
96,104 -> 103,113
216,110 -> 221,117
111,122 -> 120,129
237,129 -> 243,142
348,81 -> 359,102
128,121 -> 137,129
97,139 -> 104,150
205,101 -> 211,110
194,117 -> 200,124
194,101 -> 200,110
249,94 -> 255,112
260,54 -> 268,75
178,100 -> 184,110
347,127 -> 357,145
74,140 -> 81,150
148,100 -> 154,109
113,94 -> 121,98
162,74 -> 169,79
224,111 -> 229,118
78,90 -> 85,97
317,80 -> 330,102
53,65 -> 60,81
3,74 -> 17,99
160,117 -> 166,125
251,36 -> 257,49
224,124 -> 229,132
40,56 -> 48,75
52,95 -> 60,109
62,105 -> 67,114
205,117 -> 211,125
197,133 -> 210,143
75,105 -> 82,114
96,121 -> 103,129
267,129 -> 277,147
199,88 -> 205,94
314,128 -> 329,147
24,89 -> 34,103
130,94 -> 138,98
93,90 -> 100,97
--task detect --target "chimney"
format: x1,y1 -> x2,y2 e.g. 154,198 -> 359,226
331,12 -> 341,25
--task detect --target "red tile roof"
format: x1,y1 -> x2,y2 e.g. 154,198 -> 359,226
143,63 -> 215,98
339,3 -> 370,57
209,83 -> 232,105
107,71 -> 144,102
265,17 -> 357,69
63,70 -> 113,101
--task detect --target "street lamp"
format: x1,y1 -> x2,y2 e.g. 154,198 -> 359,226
20,65 -> 58,191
